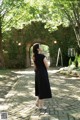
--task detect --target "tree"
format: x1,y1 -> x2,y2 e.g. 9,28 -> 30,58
52,0 -> 80,47
0,0 -> 30,67
0,0 -> 52,68
0,0 -> 80,67
33,0 -> 80,48
0,0 -> 4,67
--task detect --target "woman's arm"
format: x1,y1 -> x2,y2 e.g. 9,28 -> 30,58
34,62 -> 37,70
43,57 -> 49,69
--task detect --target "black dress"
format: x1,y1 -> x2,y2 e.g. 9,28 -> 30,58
34,53 -> 52,99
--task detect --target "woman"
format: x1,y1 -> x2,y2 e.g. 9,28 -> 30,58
33,43 -> 52,109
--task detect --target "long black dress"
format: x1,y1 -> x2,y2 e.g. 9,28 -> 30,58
34,53 -> 52,99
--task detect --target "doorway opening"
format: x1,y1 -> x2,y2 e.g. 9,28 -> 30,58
30,44 -> 50,66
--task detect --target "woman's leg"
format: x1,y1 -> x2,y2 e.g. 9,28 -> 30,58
36,96 -> 39,107
38,99 -> 44,108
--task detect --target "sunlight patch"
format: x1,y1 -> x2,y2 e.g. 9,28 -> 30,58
0,105 -> 9,110
12,71 -> 34,75
17,93 -> 26,96
48,70 -> 60,74
0,98 -> 5,102
51,87 -> 58,90
0,75 -> 8,78
71,95 -> 80,100
5,91 -> 17,98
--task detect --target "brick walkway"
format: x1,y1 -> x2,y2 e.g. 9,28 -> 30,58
0,68 -> 80,120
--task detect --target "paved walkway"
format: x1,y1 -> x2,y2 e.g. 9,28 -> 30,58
0,68 -> 80,120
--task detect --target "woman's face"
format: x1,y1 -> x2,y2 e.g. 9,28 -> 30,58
38,45 -> 42,53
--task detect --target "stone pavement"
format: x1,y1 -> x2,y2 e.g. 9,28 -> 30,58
0,68 -> 80,120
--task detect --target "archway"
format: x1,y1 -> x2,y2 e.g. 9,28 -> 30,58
30,43 -> 50,67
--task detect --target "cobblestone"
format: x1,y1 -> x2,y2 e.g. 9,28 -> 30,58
0,68 -> 80,120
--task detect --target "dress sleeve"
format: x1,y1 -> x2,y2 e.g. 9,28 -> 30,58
41,54 -> 45,60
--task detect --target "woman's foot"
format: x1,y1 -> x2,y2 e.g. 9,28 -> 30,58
35,102 -> 39,107
35,98 -> 47,109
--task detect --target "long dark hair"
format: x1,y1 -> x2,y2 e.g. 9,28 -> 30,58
33,43 -> 39,56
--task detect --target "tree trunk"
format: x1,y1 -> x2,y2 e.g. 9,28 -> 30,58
26,43 -> 31,67
0,15 -> 5,68
73,26 -> 80,48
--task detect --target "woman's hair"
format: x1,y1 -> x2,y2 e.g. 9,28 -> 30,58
33,43 -> 39,55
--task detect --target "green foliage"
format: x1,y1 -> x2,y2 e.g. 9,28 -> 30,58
23,20 -> 51,41
1,0 -> 80,68
78,56 -> 80,63
68,53 -> 80,68
68,58 -> 72,66
1,0 -> 80,43
52,0 -> 80,47
1,0 -> 80,42
3,34 -> 26,68
3,19 -> 78,68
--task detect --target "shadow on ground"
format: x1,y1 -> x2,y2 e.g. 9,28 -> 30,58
0,68 -> 80,120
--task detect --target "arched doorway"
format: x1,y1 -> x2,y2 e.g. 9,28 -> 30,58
30,43 -> 50,67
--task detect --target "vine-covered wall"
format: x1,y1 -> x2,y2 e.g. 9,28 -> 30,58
52,25 -> 77,66
3,21 -> 78,68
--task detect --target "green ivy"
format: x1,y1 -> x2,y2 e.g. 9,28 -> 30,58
3,20 -> 79,68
